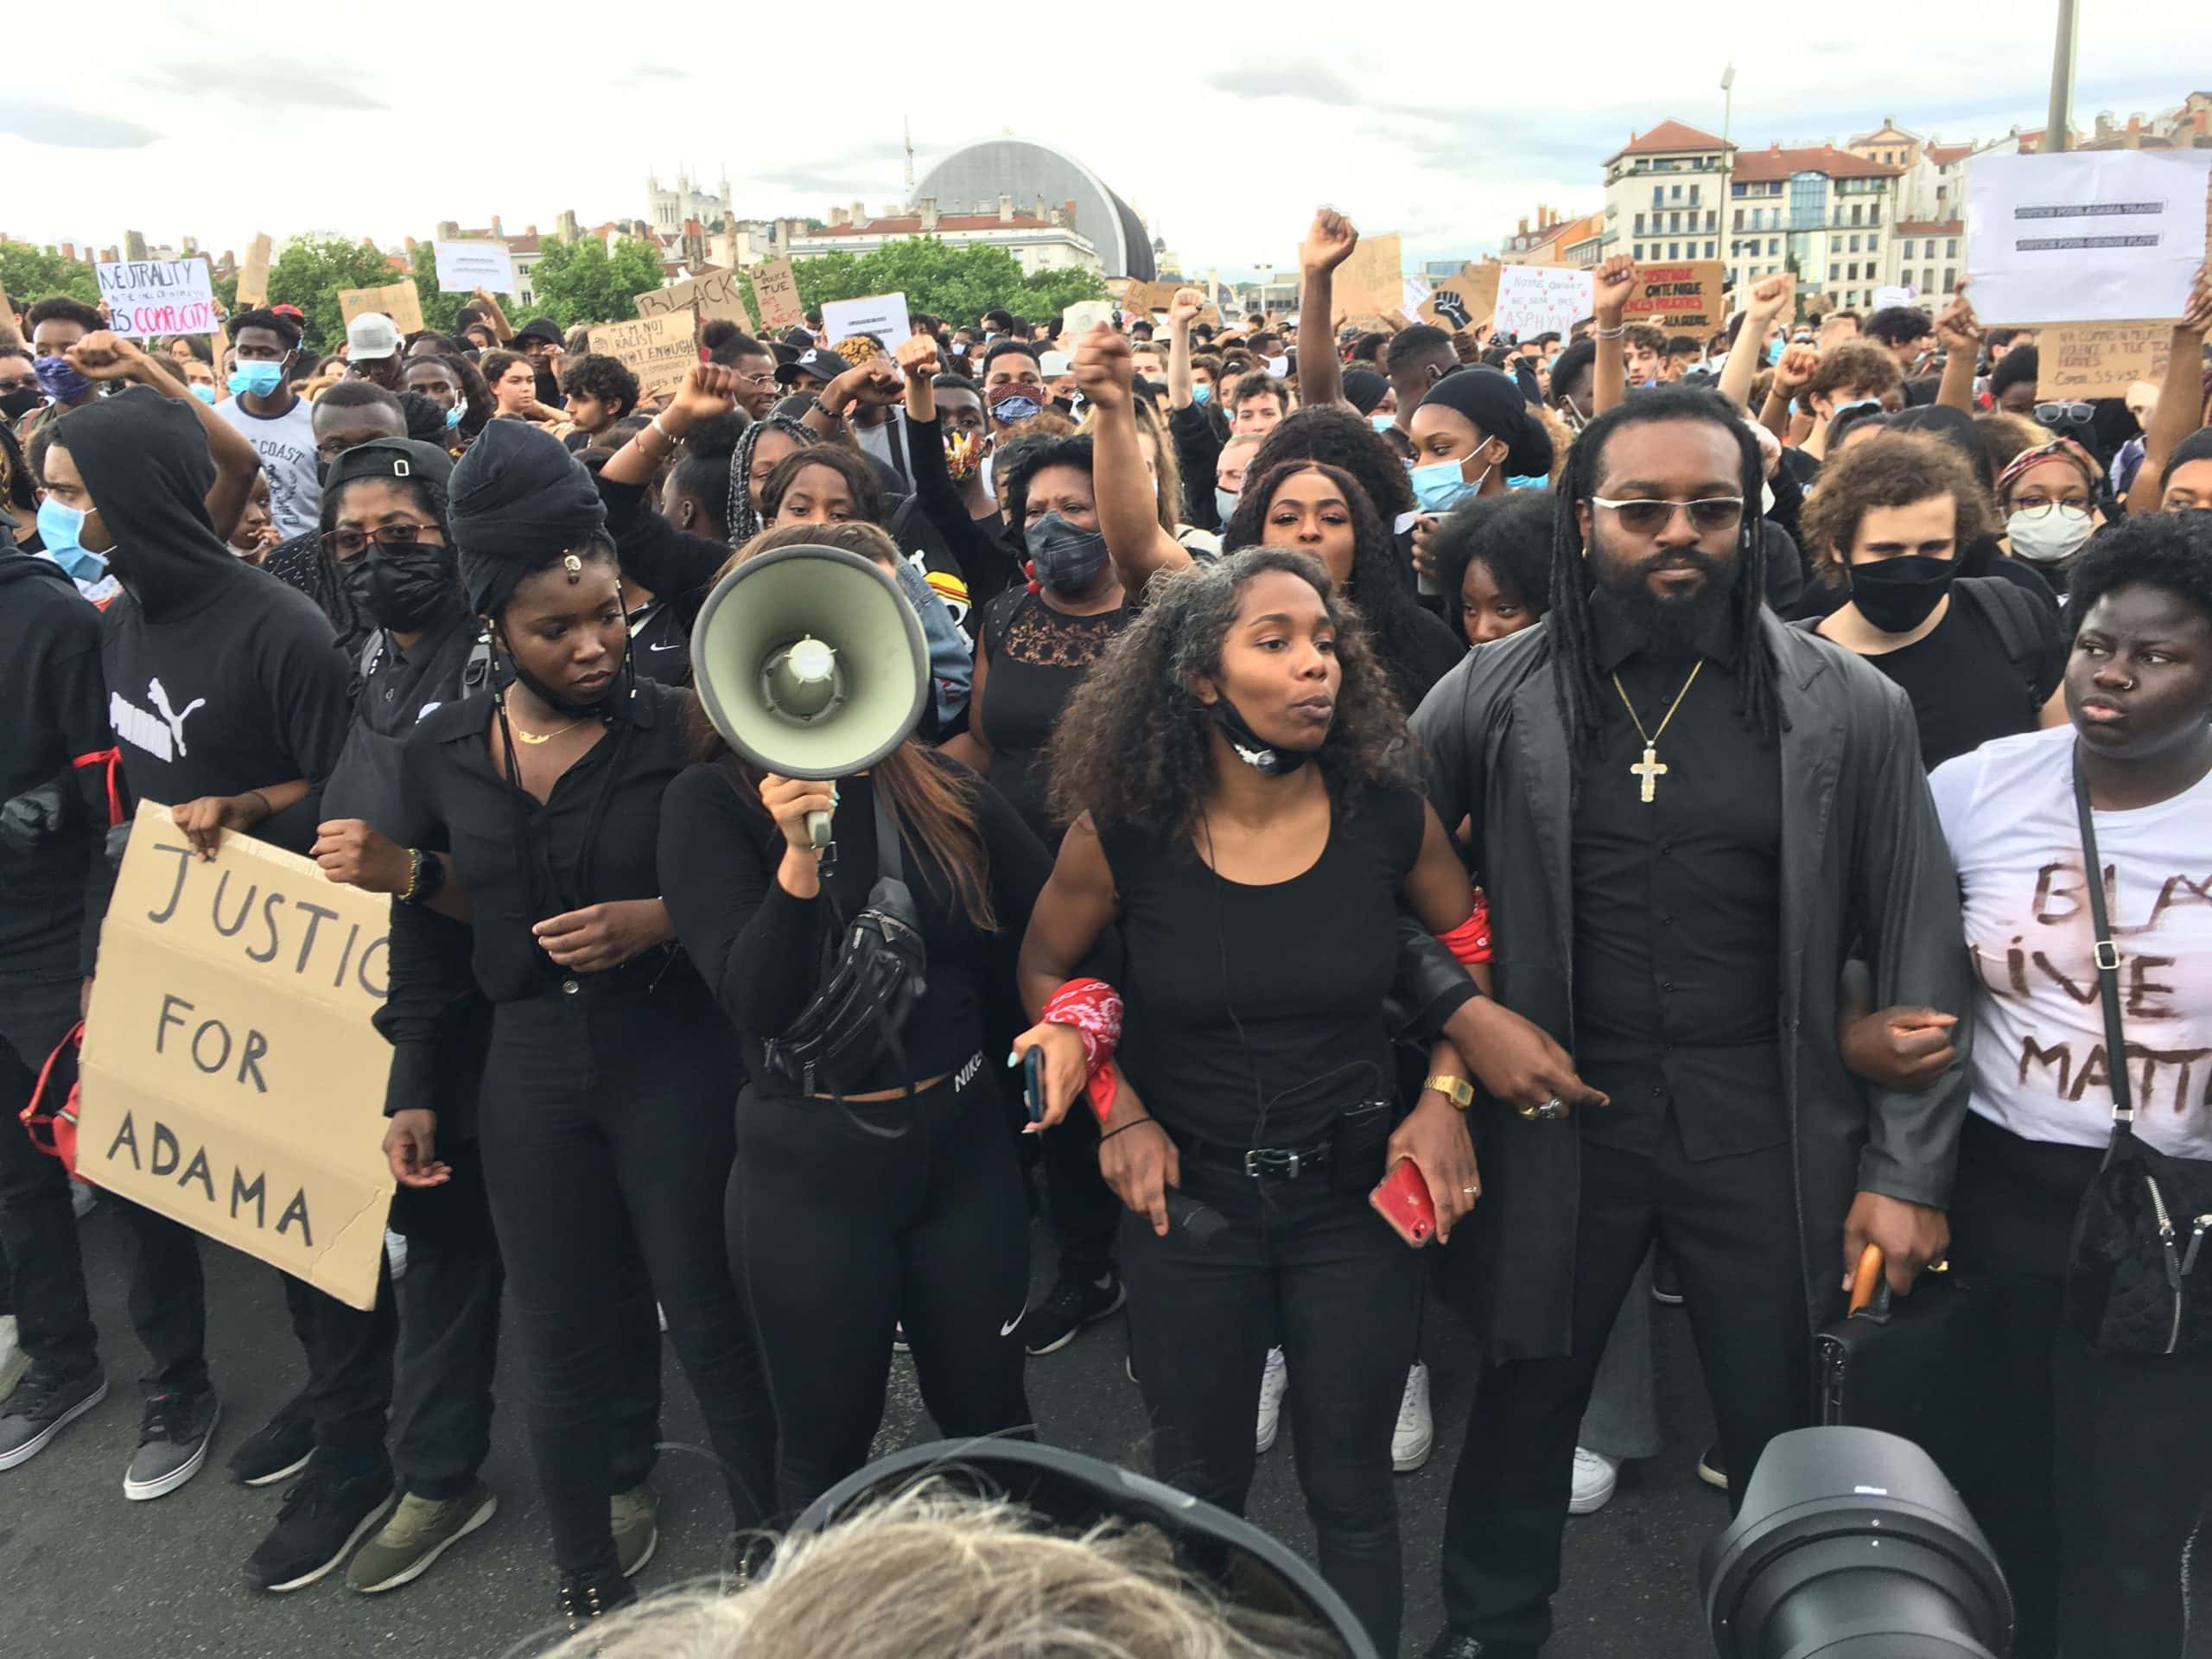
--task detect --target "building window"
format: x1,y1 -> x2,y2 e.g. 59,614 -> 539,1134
1829,264 -> 1840,281
1847,234 -> 1859,253
1866,234 -> 1878,252
1946,238 -> 1959,257
1633,244 -> 1644,260
1669,242 -> 1680,258
1733,209 -> 1744,231
1652,186 -> 1665,209
1790,172 -> 1827,229
1923,268 -> 1936,290
1850,204 -> 1863,226
1705,240 -> 1715,257
1944,266 -> 1956,289
1669,212 -> 1681,232
1671,184 -> 1683,200
1689,184 -> 1700,204
1636,213 -> 1645,235
1732,181 -> 1747,197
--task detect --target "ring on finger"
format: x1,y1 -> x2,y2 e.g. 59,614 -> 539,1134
1515,1095 -> 1567,1122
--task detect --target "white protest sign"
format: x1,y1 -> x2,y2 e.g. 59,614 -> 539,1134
432,239 -> 516,294
820,292 -> 913,351
96,257 -> 218,337
1060,299 -> 1115,337
1871,284 -> 1915,312
1493,265 -> 1595,344
1967,149 -> 2212,325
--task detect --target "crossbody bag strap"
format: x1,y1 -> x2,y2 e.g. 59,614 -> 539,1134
872,780 -> 904,887
2070,749 -> 2134,1135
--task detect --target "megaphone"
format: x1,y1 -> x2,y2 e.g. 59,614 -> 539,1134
690,543 -> 931,849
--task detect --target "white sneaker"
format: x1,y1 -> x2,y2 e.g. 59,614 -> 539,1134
385,1230 -> 409,1282
1569,1446 -> 1619,1514
0,1316 -> 26,1404
1255,1346 -> 1288,1453
1392,1361 -> 1434,1471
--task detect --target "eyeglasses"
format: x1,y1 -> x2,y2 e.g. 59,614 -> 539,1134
0,376 -> 36,393
2034,400 -> 2094,427
2005,500 -> 2092,520
321,523 -> 441,558
1588,496 -> 1745,534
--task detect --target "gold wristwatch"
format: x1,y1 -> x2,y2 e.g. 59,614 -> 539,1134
1423,1074 -> 1475,1110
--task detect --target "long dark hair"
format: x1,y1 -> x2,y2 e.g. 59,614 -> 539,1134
1545,388 -> 1782,788
1047,547 -> 1416,847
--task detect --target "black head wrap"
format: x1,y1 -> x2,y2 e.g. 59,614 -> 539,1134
447,419 -> 607,616
1341,367 -> 1389,416
1416,366 -> 1554,478
54,388 -> 242,620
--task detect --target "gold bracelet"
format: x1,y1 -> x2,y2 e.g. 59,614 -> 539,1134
397,849 -> 422,905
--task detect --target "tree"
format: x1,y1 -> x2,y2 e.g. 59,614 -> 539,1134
261,233 -> 405,353
522,235 -> 668,328
0,244 -> 101,317
785,238 -> 1108,334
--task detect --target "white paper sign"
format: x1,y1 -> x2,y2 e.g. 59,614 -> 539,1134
432,239 -> 516,294
96,257 -> 217,337
1967,149 -> 2212,325
820,292 -> 913,352
1871,284 -> 1915,312
1493,265 -> 1596,343
1060,299 -> 1115,337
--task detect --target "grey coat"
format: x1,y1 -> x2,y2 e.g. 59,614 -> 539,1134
1411,612 -> 1974,1361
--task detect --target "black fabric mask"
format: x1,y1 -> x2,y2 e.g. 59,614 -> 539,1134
501,648 -> 620,721
1849,554 -> 1960,634
0,387 -> 42,422
340,543 -> 461,632
1206,690 -> 1311,776
1024,512 -> 1108,595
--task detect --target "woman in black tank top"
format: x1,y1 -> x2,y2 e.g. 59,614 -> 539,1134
1009,548 -> 1484,1653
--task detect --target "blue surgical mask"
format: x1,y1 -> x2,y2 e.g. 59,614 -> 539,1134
1830,397 -> 1881,421
1191,383 -> 1211,404
36,497 -> 108,582
1765,337 -> 1786,365
1370,414 -> 1395,433
227,359 -> 285,397
445,397 -> 467,429
189,383 -> 217,404
1506,474 -> 1548,491
1214,486 -> 1240,524
990,392 -> 1044,424
1410,458 -> 1491,514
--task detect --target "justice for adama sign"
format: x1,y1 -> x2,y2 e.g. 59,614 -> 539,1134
77,804 -> 396,1311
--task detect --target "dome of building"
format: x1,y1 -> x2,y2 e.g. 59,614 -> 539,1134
912,136 -> 1156,281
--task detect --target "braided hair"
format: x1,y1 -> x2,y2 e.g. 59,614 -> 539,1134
726,416 -> 819,543
1544,386 -> 1783,793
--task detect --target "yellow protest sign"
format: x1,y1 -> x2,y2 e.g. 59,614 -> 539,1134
77,805 -> 395,1310
635,267 -> 756,332
1624,260 -> 1728,334
235,233 -> 272,310
749,258 -> 804,332
588,312 -> 698,400
338,279 -> 424,337
2039,320 -> 2174,399
1420,263 -> 1501,333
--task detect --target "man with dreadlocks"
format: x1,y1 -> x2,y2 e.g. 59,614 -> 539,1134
1409,387 -> 1973,1659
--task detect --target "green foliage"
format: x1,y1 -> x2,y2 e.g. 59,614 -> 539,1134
263,233 -> 404,352
0,244 -> 102,321
786,238 -> 1108,332
522,235 -> 669,328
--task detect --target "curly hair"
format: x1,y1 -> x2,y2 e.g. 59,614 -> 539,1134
1799,430 -> 1999,575
2061,511 -> 2212,639
994,431 -> 1093,534
558,352 -> 642,420
1046,548 -> 1414,846
1803,341 -> 1904,405
1427,491 -> 1556,644
1244,404 -> 1416,520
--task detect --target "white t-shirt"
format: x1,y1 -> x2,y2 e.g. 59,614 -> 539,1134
211,395 -> 321,539
1931,725 -> 2212,1160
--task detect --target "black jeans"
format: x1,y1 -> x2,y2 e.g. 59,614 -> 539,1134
1120,1148 -> 1422,1656
729,1057 -> 1033,1516
278,1260 -> 394,1465
1440,1124 -> 1808,1652
480,980 -> 775,1575
1948,1113 -> 2212,1659
385,1138 -> 501,1498
1040,1101 -> 1122,1281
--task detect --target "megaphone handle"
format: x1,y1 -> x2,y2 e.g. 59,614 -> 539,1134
805,809 -> 833,849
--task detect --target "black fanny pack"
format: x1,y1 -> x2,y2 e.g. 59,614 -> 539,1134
760,789 -> 929,1101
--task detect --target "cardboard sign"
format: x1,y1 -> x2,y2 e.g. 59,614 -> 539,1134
1493,264 -> 1595,343
1624,261 -> 1727,334
97,257 -> 218,337
234,234 -> 272,310
338,280 -> 425,338
1060,298 -> 1116,337
1329,232 -> 1402,322
76,806 -> 396,1311
1120,279 -> 1184,316
2038,320 -> 2174,399
587,311 -> 698,399
820,291 -> 913,351
635,267 -> 754,331
1421,263 -> 1502,332
433,239 -> 516,294
1968,149 -> 2212,324
749,258 -> 804,332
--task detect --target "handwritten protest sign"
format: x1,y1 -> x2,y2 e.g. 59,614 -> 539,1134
1624,261 -> 1727,333
97,258 -> 219,338
821,292 -> 913,350
1060,299 -> 1116,338
77,806 -> 395,1310
587,312 -> 697,399
749,258 -> 804,331
1329,232 -> 1402,322
1968,149 -> 2212,324
634,267 -> 754,330
235,234 -> 272,310
2038,320 -> 2174,399
1420,263 -> 1501,332
1871,283 -> 1915,313
433,239 -> 516,294
338,280 -> 425,337
1121,280 -> 1184,317
1493,264 -> 1593,342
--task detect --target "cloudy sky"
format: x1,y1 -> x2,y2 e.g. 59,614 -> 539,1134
6,0 -> 2206,278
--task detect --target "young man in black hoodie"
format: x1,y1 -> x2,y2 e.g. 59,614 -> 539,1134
41,388 -> 398,1591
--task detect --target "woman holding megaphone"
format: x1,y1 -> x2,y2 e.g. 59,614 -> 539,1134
658,521 -> 1055,1516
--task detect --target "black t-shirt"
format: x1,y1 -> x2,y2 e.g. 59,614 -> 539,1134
978,588 -> 1130,848
1097,785 -> 1424,1147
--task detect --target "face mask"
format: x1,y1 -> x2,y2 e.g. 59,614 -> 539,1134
2006,504 -> 2094,564
227,359 -> 286,398
1215,486 -> 1240,524
1410,456 -> 1491,514
35,498 -> 107,582
949,341 -> 969,357
1829,397 -> 1880,422
1191,383 -> 1211,404
1506,474 -> 1548,491
944,429 -> 982,482
1207,690 -> 1311,777
1848,553 -> 1959,633
340,543 -> 458,632
33,356 -> 93,404
445,397 -> 467,430
2,386 -> 44,421
1765,337 -> 1786,366
1370,413 -> 1395,433
1024,511 -> 1109,595
188,383 -> 218,404
989,391 -> 1043,424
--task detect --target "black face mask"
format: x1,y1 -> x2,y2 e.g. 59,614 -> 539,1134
499,639 -> 623,720
0,387 -> 41,422
340,543 -> 460,632
1206,690 -> 1312,777
1849,553 -> 1960,634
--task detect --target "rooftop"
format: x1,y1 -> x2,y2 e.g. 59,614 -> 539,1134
1605,119 -> 1731,164
802,213 -> 1064,237
1732,143 -> 1904,183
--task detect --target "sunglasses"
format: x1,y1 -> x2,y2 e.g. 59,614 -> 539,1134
2034,400 -> 2094,427
0,375 -> 38,393
1588,496 -> 1745,534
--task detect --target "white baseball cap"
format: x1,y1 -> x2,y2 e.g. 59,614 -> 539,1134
1039,350 -> 1073,377
346,313 -> 403,360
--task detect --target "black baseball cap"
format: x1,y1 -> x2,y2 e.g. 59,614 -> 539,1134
776,346 -> 848,386
511,317 -> 563,348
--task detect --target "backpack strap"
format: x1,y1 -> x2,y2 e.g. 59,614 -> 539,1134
1955,577 -> 2048,716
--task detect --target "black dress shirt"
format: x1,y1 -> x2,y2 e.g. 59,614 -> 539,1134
1571,603 -> 1785,1160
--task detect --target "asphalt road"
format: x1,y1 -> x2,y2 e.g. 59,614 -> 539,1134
2,1191 -> 1729,1659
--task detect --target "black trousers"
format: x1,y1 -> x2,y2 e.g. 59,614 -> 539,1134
385,1138 -> 504,1498
1121,1151 -> 1422,1656
729,1058 -> 1033,1516
1440,1124 -> 1808,1651
1040,1101 -> 1122,1281
1948,1113 -> 2212,1659
480,982 -> 775,1575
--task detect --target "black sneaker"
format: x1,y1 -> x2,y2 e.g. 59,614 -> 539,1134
227,1392 -> 314,1487
124,1387 -> 220,1501
1020,1271 -> 1126,1357
556,1565 -> 639,1631
244,1457 -> 397,1592
1697,1441 -> 1729,1492
0,1366 -> 108,1471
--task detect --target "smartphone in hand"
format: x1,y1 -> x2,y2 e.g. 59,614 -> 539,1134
1022,1046 -> 1046,1126
1370,1158 -> 1436,1248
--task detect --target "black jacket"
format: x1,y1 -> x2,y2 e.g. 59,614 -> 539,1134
1410,612 -> 1974,1359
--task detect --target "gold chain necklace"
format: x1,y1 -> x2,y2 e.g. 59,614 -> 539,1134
1610,662 -> 1703,803
509,715 -> 588,747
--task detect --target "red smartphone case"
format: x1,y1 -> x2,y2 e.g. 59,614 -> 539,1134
1370,1159 -> 1436,1248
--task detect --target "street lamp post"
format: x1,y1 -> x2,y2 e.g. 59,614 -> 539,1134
2045,0 -> 2078,152
1719,63 -> 1737,293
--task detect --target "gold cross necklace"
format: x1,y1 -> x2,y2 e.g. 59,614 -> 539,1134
1611,662 -> 1703,803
